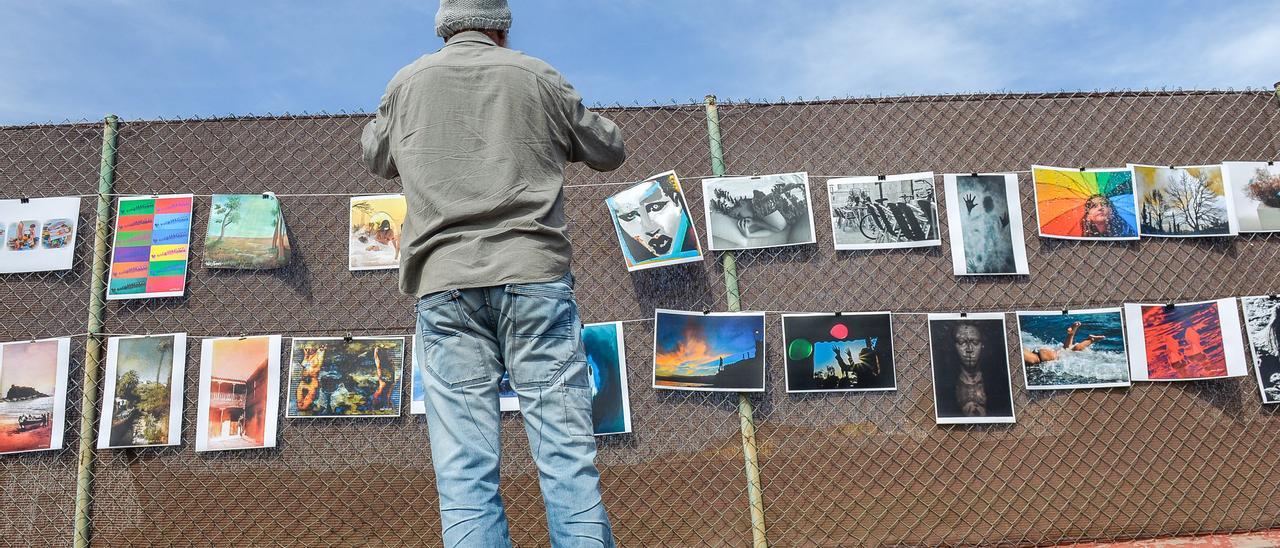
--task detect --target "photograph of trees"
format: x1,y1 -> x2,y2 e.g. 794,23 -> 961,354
1135,165 -> 1233,236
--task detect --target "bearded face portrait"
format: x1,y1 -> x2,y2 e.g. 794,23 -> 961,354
928,316 -> 1016,424
606,173 -> 703,271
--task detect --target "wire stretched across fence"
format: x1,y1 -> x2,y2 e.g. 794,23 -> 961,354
2,89 -> 1280,547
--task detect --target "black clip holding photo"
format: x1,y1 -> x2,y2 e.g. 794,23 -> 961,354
1078,167 -> 1087,172
237,332 -> 248,340
969,172 -> 979,178
1165,302 -> 1177,311
1062,309 -> 1070,315
959,312 -> 968,318
876,175 -> 886,181
343,332 -> 354,343
834,311 -> 843,317
702,309 -> 712,316
19,197 -> 30,204
261,192 -> 272,200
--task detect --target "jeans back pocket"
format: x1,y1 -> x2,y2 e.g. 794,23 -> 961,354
503,281 -> 581,387
416,290 -> 487,387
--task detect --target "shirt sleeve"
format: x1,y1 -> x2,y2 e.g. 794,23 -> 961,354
552,74 -> 626,172
361,88 -> 399,180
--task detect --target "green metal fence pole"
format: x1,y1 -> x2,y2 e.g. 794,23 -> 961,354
73,114 -> 118,548
704,95 -> 767,548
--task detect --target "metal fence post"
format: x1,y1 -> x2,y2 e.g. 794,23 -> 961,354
704,95 -> 767,548
73,114 -> 118,548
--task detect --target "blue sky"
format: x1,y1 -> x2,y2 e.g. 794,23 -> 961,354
2,1 -> 1278,124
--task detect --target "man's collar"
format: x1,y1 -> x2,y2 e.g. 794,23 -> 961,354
445,30 -> 497,47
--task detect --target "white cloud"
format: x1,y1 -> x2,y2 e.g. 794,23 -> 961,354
708,0 -> 1094,98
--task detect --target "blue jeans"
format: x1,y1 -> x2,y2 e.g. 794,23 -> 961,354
414,272 -> 614,547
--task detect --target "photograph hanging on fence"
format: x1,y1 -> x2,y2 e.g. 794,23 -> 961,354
410,355 -> 518,414
943,174 -> 1029,275
98,333 -> 187,448
1239,296 -> 1280,403
1131,164 -> 1236,237
584,321 -> 631,435
782,312 -> 896,392
0,196 -> 80,273
1017,308 -> 1131,390
348,194 -> 405,270
1123,299 -> 1247,381
106,194 -> 194,299
195,335 -> 281,452
1031,166 -> 1138,240
928,313 -> 1015,424
287,336 -> 405,417
701,172 -> 816,251
203,193 -> 292,269
827,173 -> 940,250
1223,161 -> 1280,233
0,337 -> 70,455
605,171 -> 704,271
653,309 -> 766,392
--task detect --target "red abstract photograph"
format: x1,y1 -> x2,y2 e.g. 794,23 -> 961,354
1140,302 -> 1227,380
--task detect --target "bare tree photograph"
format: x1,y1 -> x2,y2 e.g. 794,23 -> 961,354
1131,164 -> 1237,237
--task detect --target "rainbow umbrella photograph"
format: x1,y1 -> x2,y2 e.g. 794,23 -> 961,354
1032,166 -> 1138,240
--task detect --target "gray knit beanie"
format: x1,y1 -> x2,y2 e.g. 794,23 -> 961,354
435,0 -> 512,38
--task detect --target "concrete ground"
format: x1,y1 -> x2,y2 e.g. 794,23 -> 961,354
1071,531 -> 1280,547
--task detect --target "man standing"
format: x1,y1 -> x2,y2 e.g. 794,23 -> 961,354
360,1 -> 625,546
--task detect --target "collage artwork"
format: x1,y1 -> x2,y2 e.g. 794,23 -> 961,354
106,195 -> 194,300
0,197 -> 79,273
9,156 -> 1280,460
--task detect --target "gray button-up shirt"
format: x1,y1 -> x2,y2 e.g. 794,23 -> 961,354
361,31 -> 625,297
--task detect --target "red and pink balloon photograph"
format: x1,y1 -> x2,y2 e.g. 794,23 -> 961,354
781,312 -> 895,393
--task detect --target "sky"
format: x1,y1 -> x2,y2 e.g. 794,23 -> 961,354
0,340 -> 59,394
1,1 -> 1278,125
117,336 -> 174,383
655,312 -> 761,377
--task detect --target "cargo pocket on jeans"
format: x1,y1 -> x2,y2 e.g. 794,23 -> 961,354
504,281 -> 580,388
562,376 -> 595,438
416,290 -> 486,387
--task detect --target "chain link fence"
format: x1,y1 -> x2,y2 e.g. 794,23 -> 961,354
1,90 -> 1279,547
